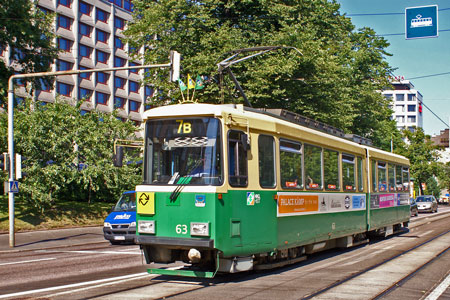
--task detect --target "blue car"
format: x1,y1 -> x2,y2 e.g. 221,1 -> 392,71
103,191 -> 136,245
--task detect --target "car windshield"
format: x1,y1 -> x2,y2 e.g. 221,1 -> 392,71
416,196 -> 432,202
113,193 -> 136,212
144,117 -> 222,185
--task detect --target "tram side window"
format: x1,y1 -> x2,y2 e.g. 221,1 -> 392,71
395,165 -> 403,191
228,130 -> 248,187
371,160 -> 377,192
402,167 -> 410,192
388,164 -> 395,192
378,161 -> 387,192
342,154 -> 355,191
357,157 -> 364,191
258,135 -> 276,188
324,149 -> 339,190
304,144 -> 322,189
280,139 -> 302,189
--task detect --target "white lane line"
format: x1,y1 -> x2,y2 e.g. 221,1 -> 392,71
0,272 -> 150,299
0,257 -> 56,266
421,230 -> 434,237
425,272 -> 450,300
35,249 -> 140,255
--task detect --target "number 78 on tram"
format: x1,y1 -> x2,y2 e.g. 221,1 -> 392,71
133,103 -> 411,278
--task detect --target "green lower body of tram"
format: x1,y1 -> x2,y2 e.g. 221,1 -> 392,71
136,189 -> 410,278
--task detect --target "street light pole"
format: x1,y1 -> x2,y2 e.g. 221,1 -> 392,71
7,51 -> 180,247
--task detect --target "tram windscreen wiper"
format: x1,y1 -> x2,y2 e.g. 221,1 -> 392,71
169,159 -> 203,201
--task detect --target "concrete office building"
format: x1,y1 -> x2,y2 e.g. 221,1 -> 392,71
382,79 -> 423,132
1,0 -> 152,126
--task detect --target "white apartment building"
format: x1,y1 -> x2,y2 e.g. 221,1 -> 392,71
1,0 -> 152,126
382,79 -> 423,132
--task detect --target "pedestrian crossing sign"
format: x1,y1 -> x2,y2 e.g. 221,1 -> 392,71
9,181 -> 19,193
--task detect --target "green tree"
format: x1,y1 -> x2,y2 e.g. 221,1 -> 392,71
125,0 -> 395,149
0,0 -> 58,102
424,176 -> 440,199
398,127 -> 441,196
0,99 -> 141,211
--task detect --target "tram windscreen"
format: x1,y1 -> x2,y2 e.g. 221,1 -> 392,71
143,118 -> 222,185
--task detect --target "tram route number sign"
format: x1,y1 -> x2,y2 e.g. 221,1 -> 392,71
137,192 -> 155,215
405,5 -> 438,39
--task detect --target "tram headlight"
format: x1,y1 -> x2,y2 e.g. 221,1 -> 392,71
104,222 -> 111,228
138,220 -> 155,234
190,222 -> 209,237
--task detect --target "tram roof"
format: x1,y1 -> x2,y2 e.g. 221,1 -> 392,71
142,103 -> 409,165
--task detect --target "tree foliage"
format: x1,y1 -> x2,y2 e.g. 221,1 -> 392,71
0,0 -> 58,102
0,99 -> 142,212
398,128 -> 441,196
125,0 -> 396,149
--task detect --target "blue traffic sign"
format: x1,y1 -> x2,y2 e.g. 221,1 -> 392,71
406,5 -> 438,39
9,181 -> 19,193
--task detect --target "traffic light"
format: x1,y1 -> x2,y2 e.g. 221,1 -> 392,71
0,153 -> 9,172
170,50 -> 181,82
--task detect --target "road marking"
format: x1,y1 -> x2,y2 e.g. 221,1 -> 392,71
0,257 -> 56,266
425,272 -> 450,300
35,249 -> 141,255
0,272 -> 150,299
421,230 -> 434,236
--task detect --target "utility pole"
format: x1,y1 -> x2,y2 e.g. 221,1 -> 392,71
7,51 -> 180,247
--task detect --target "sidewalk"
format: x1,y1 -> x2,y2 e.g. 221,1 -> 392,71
0,226 -> 105,252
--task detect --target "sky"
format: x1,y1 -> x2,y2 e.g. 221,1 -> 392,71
336,0 -> 450,136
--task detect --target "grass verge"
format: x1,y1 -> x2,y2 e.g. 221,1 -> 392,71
0,195 -> 112,233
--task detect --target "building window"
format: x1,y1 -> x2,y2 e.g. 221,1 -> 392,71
57,15 -> 72,29
38,78 -> 51,92
407,94 -> 415,101
124,0 -> 132,11
57,38 -> 72,52
114,76 -> 126,89
407,105 -> 416,112
407,116 -> 416,123
395,105 -> 404,113
258,135 -> 276,188
56,59 -> 73,71
396,94 -> 404,101
79,88 -> 92,101
129,62 -> 140,74
96,50 -> 109,64
145,86 -> 153,98
96,9 -> 109,23
96,29 -> 109,43
79,1 -> 92,15
114,56 -> 126,67
114,17 -> 125,29
96,92 -> 109,105
96,72 -> 108,84
79,23 -> 92,37
129,80 -> 139,93
384,94 -> 393,100
396,116 -> 405,123
114,36 -> 124,49
79,66 -> 92,80
129,100 -> 140,112
56,82 -> 73,96
79,44 -> 92,58
114,0 -> 123,7
57,0 -> 71,8
114,97 -> 125,109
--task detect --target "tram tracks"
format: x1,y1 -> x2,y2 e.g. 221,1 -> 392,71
301,228 -> 450,300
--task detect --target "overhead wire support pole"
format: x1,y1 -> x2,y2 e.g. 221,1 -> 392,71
7,51 -> 180,247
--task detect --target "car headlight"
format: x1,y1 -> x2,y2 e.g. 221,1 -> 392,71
190,222 -> 209,237
129,221 -> 136,227
104,222 -> 111,228
138,220 -> 155,234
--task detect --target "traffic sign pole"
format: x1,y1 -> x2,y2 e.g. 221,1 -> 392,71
8,79 -> 15,247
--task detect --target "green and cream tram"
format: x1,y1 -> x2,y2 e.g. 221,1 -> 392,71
135,103 -> 410,277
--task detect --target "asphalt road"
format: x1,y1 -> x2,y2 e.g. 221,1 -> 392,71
0,206 -> 449,300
